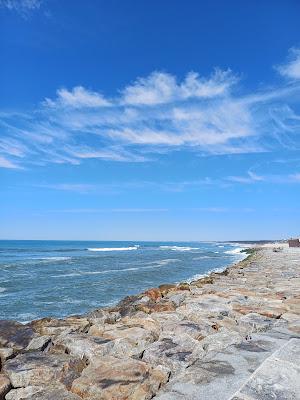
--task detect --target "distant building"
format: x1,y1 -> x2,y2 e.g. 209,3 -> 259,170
288,238 -> 300,247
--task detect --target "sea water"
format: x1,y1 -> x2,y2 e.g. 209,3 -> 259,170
0,240 -> 246,322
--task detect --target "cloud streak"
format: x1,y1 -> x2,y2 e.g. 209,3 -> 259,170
121,69 -> 237,105
1,49 -> 300,169
276,47 -> 300,80
0,0 -> 42,16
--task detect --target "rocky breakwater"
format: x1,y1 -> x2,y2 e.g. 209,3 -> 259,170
0,246 -> 299,400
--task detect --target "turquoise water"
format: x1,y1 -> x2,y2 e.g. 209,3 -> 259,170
0,240 -> 245,322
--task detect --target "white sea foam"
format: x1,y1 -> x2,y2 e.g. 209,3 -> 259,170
18,313 -> 39,323
52,258 -> 177,278
192,256 -> 211,260
51,272 -> 81,278
188,248 -> 248,283
218,245 -> 225,248
187,265 -> 228,283
0,287 -> 6,293
159,246 -> 199,251
147,259 -> 178,268
87,246 -> 139,252
55,267 -> 140,277
38,257 -> 72,261
224,247 -> 244,255
84,266 -> 142,275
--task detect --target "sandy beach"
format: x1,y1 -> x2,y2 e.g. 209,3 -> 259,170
0,244 -> 299,399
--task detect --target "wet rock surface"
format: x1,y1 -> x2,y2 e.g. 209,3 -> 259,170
0,246 -> 299,399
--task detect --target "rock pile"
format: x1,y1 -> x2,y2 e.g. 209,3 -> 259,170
0,247 -> 299,399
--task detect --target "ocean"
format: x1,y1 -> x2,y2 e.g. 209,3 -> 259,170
0,240 -> 246,322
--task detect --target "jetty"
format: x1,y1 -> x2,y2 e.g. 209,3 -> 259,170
0,245 -> 299,399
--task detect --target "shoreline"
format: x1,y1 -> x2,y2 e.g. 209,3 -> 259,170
1,242 -> 250,324
0,244 -> 299,399
103,247 -> 253,319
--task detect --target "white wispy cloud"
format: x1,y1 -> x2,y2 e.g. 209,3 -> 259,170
121,69 -> 237,105
1,49 -> 300,169
0,0 -> 42,15
36,183 -> 97,193
276,47 -> 300,80
226,171 -> 300,185
33,178 -> 214,194
44,86 -> 111,108
227,170 -> 265,184
0,155 -> 22,169
288,173 -> 300,182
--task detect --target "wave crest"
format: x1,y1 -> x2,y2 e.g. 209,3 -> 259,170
159,246 -> 199,251
87,246 -> 139,252
224,247 -> 244,255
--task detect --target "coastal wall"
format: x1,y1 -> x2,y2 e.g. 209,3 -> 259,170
0,246 -> 299,399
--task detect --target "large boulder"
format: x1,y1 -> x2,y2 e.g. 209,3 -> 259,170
88,318 -> 159,358
237,312 -> 274,333
5,386 -> 41,400
29,317 -> 89,336
71,356 -> 169,400
5,385 -> 82,400
51,333 -> 115,362
89,322 -> 158,346
0,321 -> 35,351
142,334 -> 204,374
200,330 -> 242,354
119,316 -> 161,336
176,295 -> 231,323
25,335 -> 52,352
160,319 -> 213,341
84,309 -> 120,325
0,348 -> 14,366
52,331 -> 151,361
0,374 -> 11,400
135,301 -> 176,314
3,352 -> 85,389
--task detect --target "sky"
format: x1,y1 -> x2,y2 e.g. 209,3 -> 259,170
1,0 -> 300,241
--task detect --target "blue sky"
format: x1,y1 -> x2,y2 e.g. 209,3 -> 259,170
1,0 -> 300,240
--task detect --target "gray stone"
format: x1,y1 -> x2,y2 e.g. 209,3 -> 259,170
0,374 -> 11,400
238,358 -> 300,399
0,321 -> 35,351
25,335 -> 51,351
31,387 -> 82,400
273,338 -> 300,366
232,339 -> 300,400
71,356 -> 169,400
143,334 -> 203,374
52,333 -> 114,362
5,386 -> 42,400
0,348 -> 14,365
5,385 -> 82,400
3,352 -> 85,389
166,293 -> 187,307
238,313 -> 274,333
85,309 -> 120,325
30,317 -> 90,336
160,320 -> 208,341
200,330 -> 242,354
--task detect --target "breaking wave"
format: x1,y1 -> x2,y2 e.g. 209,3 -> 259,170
159,246 -> 199,251
87,246 -> 139,252
224,247 -> 244,255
